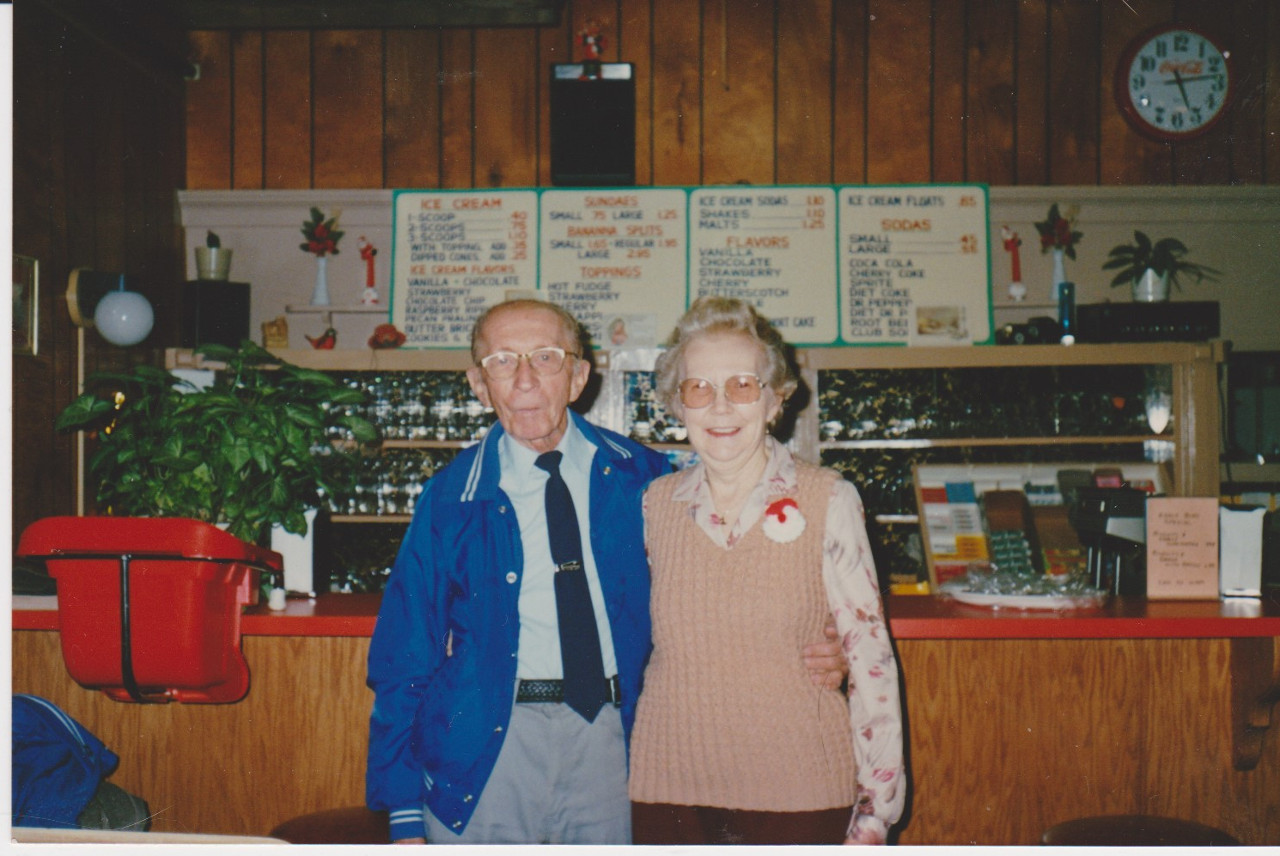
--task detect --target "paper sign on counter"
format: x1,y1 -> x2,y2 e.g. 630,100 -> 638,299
1146,496 -> 1220,600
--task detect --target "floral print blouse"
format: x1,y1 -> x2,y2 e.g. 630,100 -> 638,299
661,437 -> 906,839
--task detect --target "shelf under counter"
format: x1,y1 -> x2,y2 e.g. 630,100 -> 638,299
21,592 -> 1280,640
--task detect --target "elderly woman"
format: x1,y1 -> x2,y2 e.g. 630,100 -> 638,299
628,297 -> 905,846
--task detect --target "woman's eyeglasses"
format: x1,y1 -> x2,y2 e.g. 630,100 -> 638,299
678,374 -> 764,409
479,347 -> 575,379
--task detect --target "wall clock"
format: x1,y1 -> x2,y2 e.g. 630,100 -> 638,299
1114,25 -> 1233,141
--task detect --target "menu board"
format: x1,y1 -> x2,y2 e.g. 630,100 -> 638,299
838,185 -> 990,345
391,184 -> 991,349
689,186 -> 838,344
391,190 -> 538,347
540,189 -> 687,348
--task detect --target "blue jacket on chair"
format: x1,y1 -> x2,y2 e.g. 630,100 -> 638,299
366,412 -> 669,841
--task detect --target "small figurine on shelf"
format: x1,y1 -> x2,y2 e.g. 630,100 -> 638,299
358,236 -> 380,305
306,327 -> 337,349
579,18 -> 605,79
262,316 -> 289,349
368,323 -> 406,350
1001,225 -> 1026,302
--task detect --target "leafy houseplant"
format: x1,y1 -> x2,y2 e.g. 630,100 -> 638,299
1103,230 -> 1221,300
56,341 -> 377,545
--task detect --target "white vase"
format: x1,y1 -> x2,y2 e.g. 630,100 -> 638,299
270,507 -> 318,594
310,256 -> 330,306
1132,268 -> 1170,302
1051,248 -> 1067,301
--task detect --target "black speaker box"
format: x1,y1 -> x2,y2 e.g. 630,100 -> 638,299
550,63 -> 635,186
180,280 -> 250,348
1075,300 -> 1220,343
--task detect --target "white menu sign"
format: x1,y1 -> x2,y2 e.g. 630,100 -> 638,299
392,190 -> 538,347
540,188 -> 687,348
838,185 -> 990,345
689,186 -> 838,344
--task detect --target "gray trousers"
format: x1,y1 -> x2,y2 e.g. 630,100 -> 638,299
424,701 -> 630,845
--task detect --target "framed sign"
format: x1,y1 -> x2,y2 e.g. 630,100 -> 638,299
391,190 -> 538,348
838,185 -> 992,346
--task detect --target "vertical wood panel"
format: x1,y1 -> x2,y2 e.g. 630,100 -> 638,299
1225,0 -> 1268,184
866,0 -> 932,182
385,29 -> 443,188
440,28 -> 475,188
313,30 -> 385,188
966,0 -> 1017,185
701,0 -> 775,184
186,31 -> 232,189
1046,0 -> 1100,184
1013,0 -> 1049,183
832,0 -> 869,183
536,15 -> 573,187
931,0 -> 966,182
1266,0 -> 1280,183
1098,0 -> 1176,185
231,30 -> 265,189
776,0 -> 833,185
264,31 -> 313,189
619,0 -> 655,185
650,0 -> 702,184
474,28 -> 539,187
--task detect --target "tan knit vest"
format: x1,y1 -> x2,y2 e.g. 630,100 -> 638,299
629,463 -> 858,811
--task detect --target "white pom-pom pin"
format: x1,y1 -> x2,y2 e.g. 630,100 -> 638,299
763,497 -> 806,543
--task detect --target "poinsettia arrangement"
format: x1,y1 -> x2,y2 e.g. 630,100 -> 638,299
1034,203 -> 1083,258
300,207 -> 344,257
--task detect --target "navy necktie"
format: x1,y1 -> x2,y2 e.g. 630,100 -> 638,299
535,450 -> 608,721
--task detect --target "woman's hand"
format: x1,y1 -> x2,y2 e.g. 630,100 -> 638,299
802,613 -> 849,690
844,816 -> 888,845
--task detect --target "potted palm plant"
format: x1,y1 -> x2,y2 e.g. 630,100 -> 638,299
55,340 -> 377,549
1103,230 -> 1221,302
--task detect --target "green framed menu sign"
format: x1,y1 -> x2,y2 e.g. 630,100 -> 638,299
391,184 -> 990,349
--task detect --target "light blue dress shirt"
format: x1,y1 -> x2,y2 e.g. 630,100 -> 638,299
499,420 -> 619,680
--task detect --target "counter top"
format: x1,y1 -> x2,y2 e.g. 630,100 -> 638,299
15,592 -> 1280,640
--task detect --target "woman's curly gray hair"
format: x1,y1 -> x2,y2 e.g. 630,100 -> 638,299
653,296 -> 799,415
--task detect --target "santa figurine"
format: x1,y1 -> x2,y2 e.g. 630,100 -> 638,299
358,236 -> 380,304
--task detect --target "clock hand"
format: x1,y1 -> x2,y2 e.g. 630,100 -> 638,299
1172,70 -> 1192,109
1161,74 -> 1219,84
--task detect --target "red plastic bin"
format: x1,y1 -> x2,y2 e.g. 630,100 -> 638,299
17,516 -> 283,704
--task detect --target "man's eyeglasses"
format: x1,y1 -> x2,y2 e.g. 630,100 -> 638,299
678,374 -> 764,409
478,347 -> 575,379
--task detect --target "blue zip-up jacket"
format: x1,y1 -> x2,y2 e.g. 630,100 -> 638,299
366,412 -> 670,840
12,694 -> 119,828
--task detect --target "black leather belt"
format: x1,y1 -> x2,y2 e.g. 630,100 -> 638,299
516,676 -> 622,706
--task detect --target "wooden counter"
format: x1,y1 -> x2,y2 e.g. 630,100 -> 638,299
13,593 -> 1280,844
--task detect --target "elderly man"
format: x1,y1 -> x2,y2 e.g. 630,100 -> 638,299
366,299 -> 843,844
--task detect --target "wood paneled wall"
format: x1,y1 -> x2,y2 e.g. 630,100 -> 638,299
185,0 -> 1280,191
11,0 -> 187,552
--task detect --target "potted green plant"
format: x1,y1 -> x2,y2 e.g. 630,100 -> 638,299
1103,230 -> 1220,302
55,341 -> 378,548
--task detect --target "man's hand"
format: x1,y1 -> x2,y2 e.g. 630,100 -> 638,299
393,837 -> 426,844
802,614 -> 848,690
